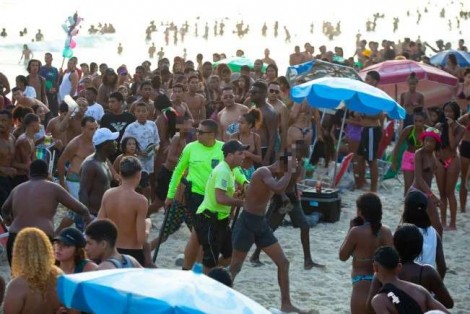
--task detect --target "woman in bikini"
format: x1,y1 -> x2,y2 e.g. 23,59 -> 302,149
455,68 -> 470,112
230,109 -> 262,180
339,193 -> 393,314
287,99 -> 318,161
366,223 -> 453,311
435,102 -> 465,230
457,110 -> 470,213
264,63 -> 278,84
400,72 -> 424,128
409,127 -> 443,236
391,111 -> 426,195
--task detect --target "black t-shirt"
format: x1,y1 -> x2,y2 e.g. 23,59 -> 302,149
100,112 -> 136,161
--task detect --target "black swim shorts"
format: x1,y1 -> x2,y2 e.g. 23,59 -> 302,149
268,193 -> 310,230
194,210 -> 232,268
357,126 -> 382,162
232,210 -> 278,253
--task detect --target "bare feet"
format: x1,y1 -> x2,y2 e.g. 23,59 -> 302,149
444,225 -> 457,231
249,255 -> 264,267
280,303 -> 307,314
304,260 -> 326,270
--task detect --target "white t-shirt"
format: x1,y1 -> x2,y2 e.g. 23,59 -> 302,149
121,120 -> 160,173
415,226 -> 437,268
24,86 -> 37,98
85,102 -> 105,122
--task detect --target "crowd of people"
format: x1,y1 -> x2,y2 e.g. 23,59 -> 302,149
0,32 -> 467,312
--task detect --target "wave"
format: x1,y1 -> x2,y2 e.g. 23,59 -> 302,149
0,34 -> 117,52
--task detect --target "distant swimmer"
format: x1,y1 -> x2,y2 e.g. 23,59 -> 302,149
283,26 -> 291,43
148,43 -> 156,58
19,44 -> 33,67
157,47 -> 164,61
0,28 -> 6,38
117,43 -> 123,55
261,22 -> 267,37
35,29 -> 44,42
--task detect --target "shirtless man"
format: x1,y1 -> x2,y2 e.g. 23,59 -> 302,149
267,81 -> 288,152
56,116 -> 97,232
217,86 -> 248,141
400,73 -> 425,128
370,246 -> 449,314
0,110 -> 17,209
45,102 -> 69,151
129,81 -> 155,119
356,71 -> 384,192
261,48 -> 276,66
26,59 -> 48,105
58,97 -> 88,145
289,46 -> 306,66
249,81 -> 279,166
85,219 -> 142,269
57,116 -> 97,199
79,128 -> 118,216
2,159 -> 91,265
184,75 -> 206,126
229,154 -> 306,314
250,142 -> 324,270
92,63 -> 107,90
98,156 -> 149,266
170,83 -> 194,122
11,87 -> 50,114
13,113 -> 40,187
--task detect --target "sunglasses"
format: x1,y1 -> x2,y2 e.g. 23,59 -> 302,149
196,129 -> 212,134
269,89 -> 280,94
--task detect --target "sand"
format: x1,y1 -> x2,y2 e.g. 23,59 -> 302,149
0,176 -> 469,313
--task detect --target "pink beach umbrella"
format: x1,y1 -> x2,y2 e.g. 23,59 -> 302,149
359,60 -> 459,107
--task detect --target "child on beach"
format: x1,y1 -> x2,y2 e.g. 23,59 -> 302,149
339,193 -> 393,314
113,136 -> 140,175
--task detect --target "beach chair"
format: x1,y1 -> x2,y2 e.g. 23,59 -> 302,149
334,152 -> 354,187
300,153 -> 354,189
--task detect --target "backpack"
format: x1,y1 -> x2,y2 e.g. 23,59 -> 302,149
105,254 -> 134,269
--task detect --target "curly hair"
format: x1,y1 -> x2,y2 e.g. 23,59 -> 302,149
12,228 -> 62,296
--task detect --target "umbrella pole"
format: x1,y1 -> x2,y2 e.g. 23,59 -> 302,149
332,108 -> 348,188
308,110 -> 326,163
152,205 -> 171,263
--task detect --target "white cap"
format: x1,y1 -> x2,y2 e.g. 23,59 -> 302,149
92,128 -> 119,146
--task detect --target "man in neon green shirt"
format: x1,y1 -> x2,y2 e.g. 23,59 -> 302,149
194,139 -> 246,273
164,119 -> 247,270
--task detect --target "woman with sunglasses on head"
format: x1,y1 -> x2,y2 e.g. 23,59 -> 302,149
230,108 -> 262,180
409,127 -> 444,236
435,102 -> 464,230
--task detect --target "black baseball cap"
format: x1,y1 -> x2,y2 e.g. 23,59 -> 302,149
222,140 -> 248,156
404,190 -> 428,212
53,227 -> 86,248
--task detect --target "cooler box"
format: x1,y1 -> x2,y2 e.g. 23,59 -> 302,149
299,187 -> 341,223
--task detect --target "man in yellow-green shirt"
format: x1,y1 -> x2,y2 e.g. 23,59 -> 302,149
164,120 -> 247,270
194,140 -> 246,273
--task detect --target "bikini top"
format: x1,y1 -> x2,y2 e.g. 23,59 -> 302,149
457,90 -> 470,100
407,127 -> 423,149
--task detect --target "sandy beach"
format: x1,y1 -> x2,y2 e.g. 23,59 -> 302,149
0,173 -> 465,313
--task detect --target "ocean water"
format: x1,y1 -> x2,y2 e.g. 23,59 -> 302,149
0,0 -> 468,88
